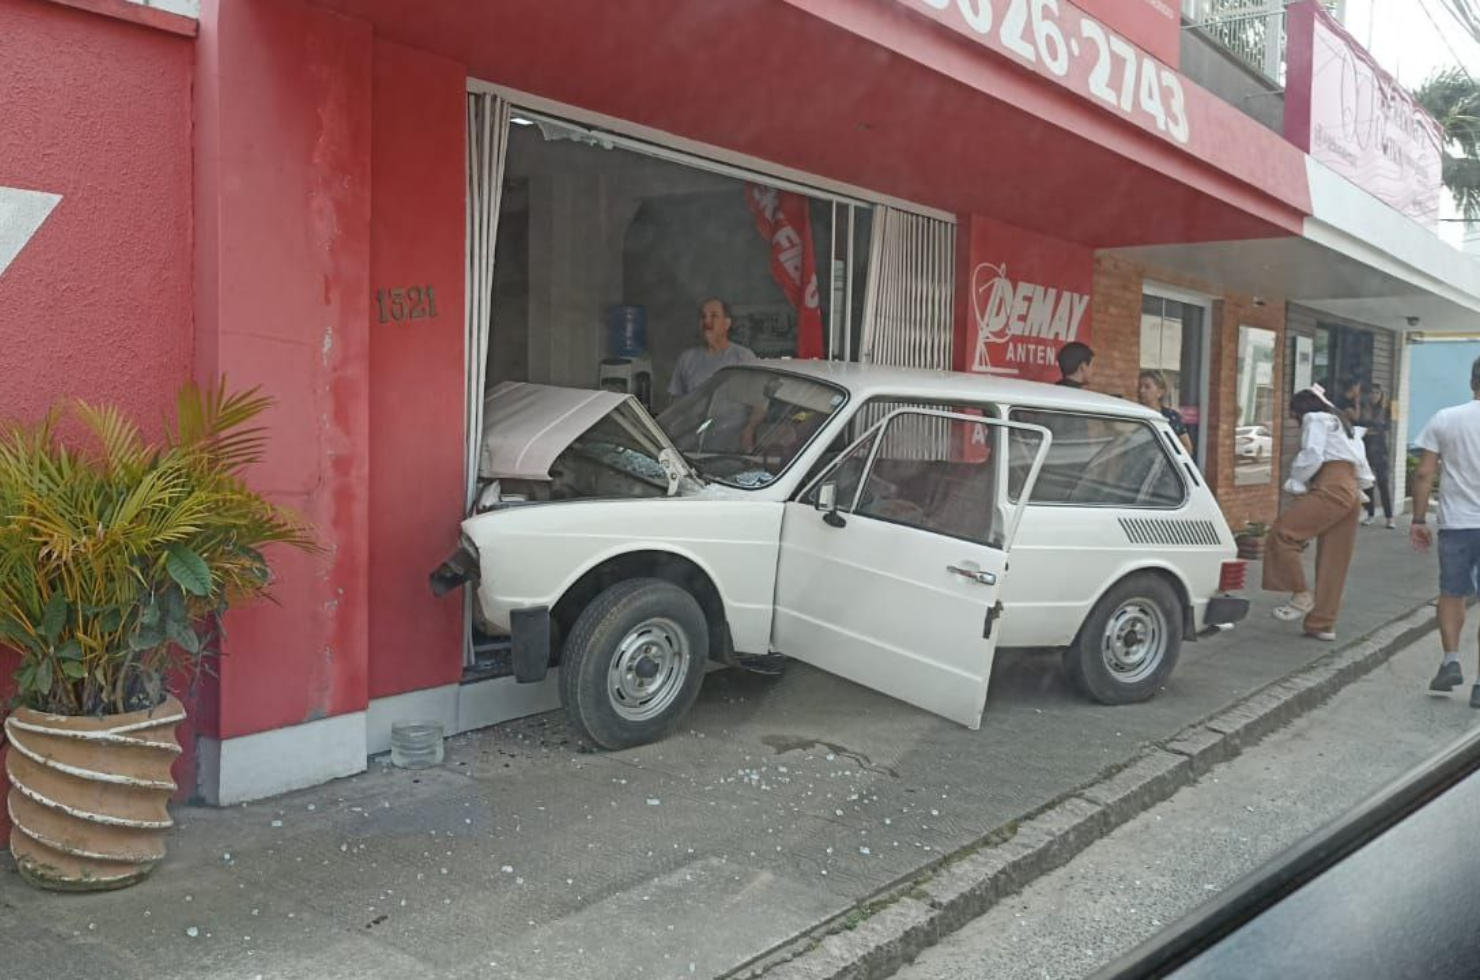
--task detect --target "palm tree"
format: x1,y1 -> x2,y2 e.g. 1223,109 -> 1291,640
1414,68 -> 1480,222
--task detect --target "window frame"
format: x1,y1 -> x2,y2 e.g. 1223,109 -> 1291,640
793,395 -> 1003,503
1003,405 -> 1189,511
795,406 -> 1051,551
1142,282 -> 1214,471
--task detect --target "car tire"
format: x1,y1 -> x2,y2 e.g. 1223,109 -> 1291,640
1065,573 -> 1182,705
560,578 -> 709,750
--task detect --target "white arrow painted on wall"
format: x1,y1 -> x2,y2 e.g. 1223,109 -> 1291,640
0,186 -> 62,280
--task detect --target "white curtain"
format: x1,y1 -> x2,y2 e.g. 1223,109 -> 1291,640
465,91 -> 512,511
464,92 -> 512,667
858,206 -> 957,458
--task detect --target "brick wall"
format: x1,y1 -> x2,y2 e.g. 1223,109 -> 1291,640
1088,254 -> 1145,400
1091,255 -> 1285,530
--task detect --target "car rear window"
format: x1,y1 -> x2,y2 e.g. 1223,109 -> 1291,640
1008,409 -> 1186,508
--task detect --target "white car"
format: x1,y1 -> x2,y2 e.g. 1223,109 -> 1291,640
1236,425 -> 1272,460
432,362 -> 1249,749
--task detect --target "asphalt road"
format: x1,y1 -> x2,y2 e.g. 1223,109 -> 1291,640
893,629 -> 1480,980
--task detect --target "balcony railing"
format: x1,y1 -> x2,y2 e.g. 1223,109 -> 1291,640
1183,0 -> 1288,83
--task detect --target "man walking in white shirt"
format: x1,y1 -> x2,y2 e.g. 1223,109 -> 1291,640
1413,356 -> 1480,703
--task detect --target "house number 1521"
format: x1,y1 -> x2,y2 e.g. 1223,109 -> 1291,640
375,285 -> 438,324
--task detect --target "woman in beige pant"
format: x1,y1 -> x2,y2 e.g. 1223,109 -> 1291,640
1263,386 -> 1374,641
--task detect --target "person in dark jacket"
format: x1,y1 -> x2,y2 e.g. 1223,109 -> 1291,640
1055,342 -> 1094,388
1358,382 -> 1395,528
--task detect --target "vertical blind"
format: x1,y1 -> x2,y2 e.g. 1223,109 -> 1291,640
859,206 -> 955,370
858,206 -> 957,458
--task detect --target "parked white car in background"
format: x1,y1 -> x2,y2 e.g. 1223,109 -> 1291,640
432,362 -> 1249,749
1236,425 -> 1273,459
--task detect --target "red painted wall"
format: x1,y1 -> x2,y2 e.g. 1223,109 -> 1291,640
0,1 -> 193,426
367,39 -> 467,699
0,0 -> 195,846
1071,0 -> 1182,69
953,215 -> 1095,383
195,0 -> 372,738
312,0 -> 1309,247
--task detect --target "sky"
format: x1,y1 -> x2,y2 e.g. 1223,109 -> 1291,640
1341,0 -> 1480,245
1342,0 -> 1480,88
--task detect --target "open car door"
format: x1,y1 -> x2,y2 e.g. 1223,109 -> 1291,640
772,409 -> 1050,728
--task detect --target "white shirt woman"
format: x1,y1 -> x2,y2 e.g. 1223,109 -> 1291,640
1263,387 -> 1372,642
1285,411 -> 1374,497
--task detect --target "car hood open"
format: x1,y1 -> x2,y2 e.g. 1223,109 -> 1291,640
478,381 -> 696,490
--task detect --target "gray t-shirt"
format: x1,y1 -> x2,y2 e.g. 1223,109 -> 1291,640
668,343 -> 757,397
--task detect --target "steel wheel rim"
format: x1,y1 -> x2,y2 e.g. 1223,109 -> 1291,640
1101,600 -> 1167,684
608,617 -> 690,722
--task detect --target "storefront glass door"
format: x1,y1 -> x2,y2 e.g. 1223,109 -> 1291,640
1140,292 -> 1210,468
1312,323 -> 1374,403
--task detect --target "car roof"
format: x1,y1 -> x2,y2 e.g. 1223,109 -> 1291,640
730,359 -> 1165,422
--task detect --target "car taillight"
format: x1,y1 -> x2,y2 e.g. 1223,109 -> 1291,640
1219,560 -> 1247,592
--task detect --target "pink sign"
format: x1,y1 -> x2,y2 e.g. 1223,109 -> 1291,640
1284,0 -> 1444,226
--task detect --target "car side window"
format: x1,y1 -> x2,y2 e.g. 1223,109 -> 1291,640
809,411 -> 1019,548
1007,409 -> 1185,508
797,397 -> 999,495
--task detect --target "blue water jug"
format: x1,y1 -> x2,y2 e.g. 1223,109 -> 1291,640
607,305 -> 647,359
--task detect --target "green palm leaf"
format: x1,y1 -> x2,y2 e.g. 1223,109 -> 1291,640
1,379 -> 317,715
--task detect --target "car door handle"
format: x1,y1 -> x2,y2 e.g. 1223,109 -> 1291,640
947,565 -> 997,586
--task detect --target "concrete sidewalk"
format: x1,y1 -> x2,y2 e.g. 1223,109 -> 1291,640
0,527 -> 1459,980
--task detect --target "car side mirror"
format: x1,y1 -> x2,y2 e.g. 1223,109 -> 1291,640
817,482 -> 846,528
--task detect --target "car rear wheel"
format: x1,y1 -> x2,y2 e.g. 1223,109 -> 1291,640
1065,573 -> 1182,704
560,578 -> 709,750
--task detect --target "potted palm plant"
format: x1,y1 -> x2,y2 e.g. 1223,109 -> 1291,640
1235,521 -> 1269,561
0,381 -> 312,891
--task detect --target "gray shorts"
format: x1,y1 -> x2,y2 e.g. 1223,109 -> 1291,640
1439,529 -> 1480,598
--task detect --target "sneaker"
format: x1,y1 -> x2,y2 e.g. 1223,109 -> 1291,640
1360,516 -> 1374,526
1470,684 -> 1480,709
1305,629 -> 1336,642
1386,519 -> 1396,529
1430,660 -> 1464,692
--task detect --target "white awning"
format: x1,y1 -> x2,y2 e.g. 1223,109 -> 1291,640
1106,160 -> 1480,334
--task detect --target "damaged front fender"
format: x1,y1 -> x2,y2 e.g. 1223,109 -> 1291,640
429,542 -> 480,597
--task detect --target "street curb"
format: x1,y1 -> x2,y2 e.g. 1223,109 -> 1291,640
742,601 -> 1441,980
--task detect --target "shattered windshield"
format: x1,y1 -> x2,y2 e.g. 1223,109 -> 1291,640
567,409 -> 673,490
656,367 -> 846,488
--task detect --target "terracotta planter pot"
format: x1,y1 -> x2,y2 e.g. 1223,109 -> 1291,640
4,695 -> 183,892
1236,536 -> 1267,561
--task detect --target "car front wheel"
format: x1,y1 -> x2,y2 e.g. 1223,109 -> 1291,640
560,578 -> 709,750
1065,573 -> 1182,704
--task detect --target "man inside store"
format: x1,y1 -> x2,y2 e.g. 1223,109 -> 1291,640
668,298 -> 757,398
668,297 -> 762,453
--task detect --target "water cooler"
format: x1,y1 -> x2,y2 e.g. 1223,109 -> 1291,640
598,305 -> 653,409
